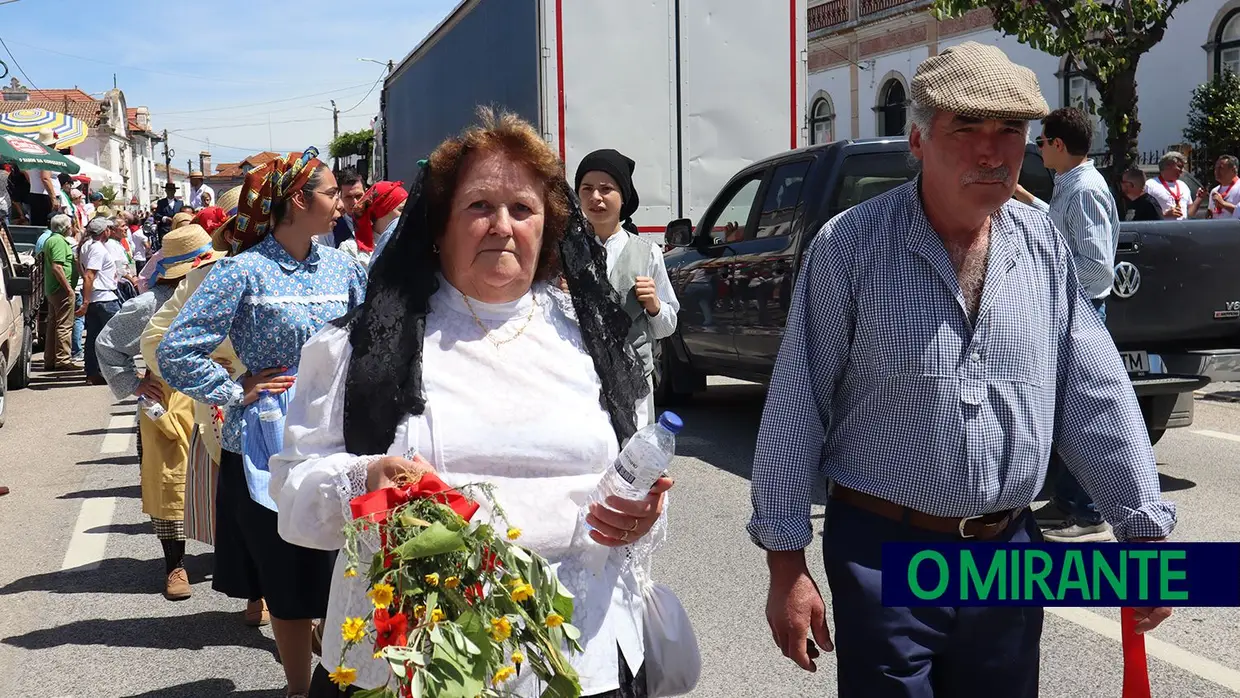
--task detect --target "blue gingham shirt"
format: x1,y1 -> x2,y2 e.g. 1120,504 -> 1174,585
748,181 -> 1175,550
1027,159 -> 1119,299
158,234 -> 367,455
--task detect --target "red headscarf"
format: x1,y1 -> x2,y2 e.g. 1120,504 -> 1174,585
193,206 -> 228,235
353,181 -> 407,253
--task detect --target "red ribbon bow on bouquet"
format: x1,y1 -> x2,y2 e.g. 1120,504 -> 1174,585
349,472 -> 481,568
1121,607 -> 1151,698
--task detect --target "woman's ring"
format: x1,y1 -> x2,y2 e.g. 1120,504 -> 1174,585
620,530 -> 630,542
627,519 -> 639,532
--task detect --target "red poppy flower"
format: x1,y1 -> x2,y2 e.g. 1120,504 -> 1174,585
373,607 -> 408,649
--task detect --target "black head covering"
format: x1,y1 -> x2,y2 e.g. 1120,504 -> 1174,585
334,162 -> 646,455
575,149 -> 640,232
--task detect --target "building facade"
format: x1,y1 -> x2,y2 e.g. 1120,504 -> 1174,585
806,0 -> 1238,155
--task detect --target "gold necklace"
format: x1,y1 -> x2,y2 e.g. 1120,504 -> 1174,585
461,293 -> 538,348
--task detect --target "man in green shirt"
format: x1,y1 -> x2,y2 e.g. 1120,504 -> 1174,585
42,213 -> 78,371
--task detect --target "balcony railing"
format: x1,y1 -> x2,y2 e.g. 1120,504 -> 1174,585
859,0 -> 919,17
808,0 -> 848,32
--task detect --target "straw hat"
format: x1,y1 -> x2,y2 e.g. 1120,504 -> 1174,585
35,128 -> 57,146
171,211 -> 195,230
216,185 -> 242,216
158,224 -> 226,281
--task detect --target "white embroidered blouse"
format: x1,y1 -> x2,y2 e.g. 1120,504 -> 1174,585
270,278 -> 654,696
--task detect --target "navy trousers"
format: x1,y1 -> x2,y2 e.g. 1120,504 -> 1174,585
824,499 -> 1043,698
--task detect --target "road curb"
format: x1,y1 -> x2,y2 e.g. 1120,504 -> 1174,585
1196,390 -> 1240,404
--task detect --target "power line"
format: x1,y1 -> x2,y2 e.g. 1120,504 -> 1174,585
0,35 -> 37,90
338,74 -> 384,114
154,84 -> 375,124
152,82 -> 374,116
169,112 -> 371,133
4,39 -> 309,87
170,131 -> 303,154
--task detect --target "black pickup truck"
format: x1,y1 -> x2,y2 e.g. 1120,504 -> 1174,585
656,138 -> 1235,444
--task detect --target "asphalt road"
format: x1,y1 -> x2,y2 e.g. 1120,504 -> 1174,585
4,366 -> 1240,697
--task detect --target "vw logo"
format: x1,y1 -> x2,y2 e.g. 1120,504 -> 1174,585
1113,261 -> 1141,299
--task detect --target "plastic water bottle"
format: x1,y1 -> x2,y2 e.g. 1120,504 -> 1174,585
137,396 -> 166,420
256,390 -> 285,454
574,412 -> 684,572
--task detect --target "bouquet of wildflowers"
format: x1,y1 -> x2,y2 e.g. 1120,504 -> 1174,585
328,470 -> 584,698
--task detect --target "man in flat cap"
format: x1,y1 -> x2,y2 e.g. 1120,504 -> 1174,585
749,42 -> 1174,696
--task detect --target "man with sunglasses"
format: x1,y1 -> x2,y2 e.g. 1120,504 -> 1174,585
1013,106 -> 1120,543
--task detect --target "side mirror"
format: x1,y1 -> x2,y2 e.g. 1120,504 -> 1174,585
664,218 -> 694,247
5,276 -> 31,298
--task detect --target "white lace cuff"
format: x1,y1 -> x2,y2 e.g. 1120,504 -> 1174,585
335,455 -> 384,521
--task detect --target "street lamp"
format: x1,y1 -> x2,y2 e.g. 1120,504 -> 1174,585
358,57 -> 394,73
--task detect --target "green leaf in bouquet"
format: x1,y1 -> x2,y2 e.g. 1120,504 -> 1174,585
396,523 -> 466,560
427,640 -> 486,698
381,645 -> 426,667
352,687 -> 396,698
561,623 -> 581,642
429,622 -> 445,645
509,545 -> 532,564
538,672 -> 583,698
456,608 -> 495,666
552,593 -> 574,625
400,512 -> 433,528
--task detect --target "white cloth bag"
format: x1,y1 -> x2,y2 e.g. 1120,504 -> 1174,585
637,566 -> 701,696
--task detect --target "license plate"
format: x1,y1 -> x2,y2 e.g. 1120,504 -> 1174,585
1120,350 -> 1150,374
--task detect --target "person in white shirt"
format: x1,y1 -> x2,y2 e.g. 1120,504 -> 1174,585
1144,151 -> 1192,220
1189,154 -> 1240,220
188,171 -> 215,210
77,217 -> 122,384
270,111 -> 675,697
576,148 -> 680,425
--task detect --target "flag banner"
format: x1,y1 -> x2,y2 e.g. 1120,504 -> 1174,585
881,543 -> 1240,607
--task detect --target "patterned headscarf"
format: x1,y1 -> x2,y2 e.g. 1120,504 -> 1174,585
352,181 -> 407,253
217,147 -> 322,252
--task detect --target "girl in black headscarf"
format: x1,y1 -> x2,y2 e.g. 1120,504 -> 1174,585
576,149 -> 681,425
271,110 -> 670,698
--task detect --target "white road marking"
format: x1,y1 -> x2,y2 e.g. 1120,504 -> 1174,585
1049,607 -> 1240,693
99,414 -> 136,453
60,496 -> 116,571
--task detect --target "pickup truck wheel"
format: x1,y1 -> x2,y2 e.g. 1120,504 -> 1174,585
8,326 -> 31,390
653,339 -> 697,406
1148,428 -> 1165,446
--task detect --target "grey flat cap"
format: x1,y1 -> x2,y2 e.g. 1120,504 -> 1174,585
912,42 -> 1049,121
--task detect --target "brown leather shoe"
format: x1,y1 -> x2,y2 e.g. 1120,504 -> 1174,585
85,375 -> 107,386
245,598 -> 270,627
164,568 -> 192,600
311,619 -> 324,657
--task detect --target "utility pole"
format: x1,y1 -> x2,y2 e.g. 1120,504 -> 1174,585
161,128 -> 173,192
331,99 -> 340,172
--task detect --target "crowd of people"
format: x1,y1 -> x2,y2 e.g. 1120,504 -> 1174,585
9,36 -> 1224,698
22,110 -> 680,696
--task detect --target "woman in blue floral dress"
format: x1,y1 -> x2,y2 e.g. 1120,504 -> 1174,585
157,148 -> 367,698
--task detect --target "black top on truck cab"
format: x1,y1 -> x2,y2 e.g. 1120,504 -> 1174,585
658,138 -> 1235,443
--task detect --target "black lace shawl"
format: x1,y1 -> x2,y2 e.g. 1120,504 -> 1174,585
333,164 -> 646,457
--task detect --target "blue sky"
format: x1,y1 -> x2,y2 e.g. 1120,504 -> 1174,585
0,0 -> 460,167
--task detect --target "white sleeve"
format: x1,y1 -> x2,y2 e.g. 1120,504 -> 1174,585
269,324 -> 383,551
646,243 -> 680,340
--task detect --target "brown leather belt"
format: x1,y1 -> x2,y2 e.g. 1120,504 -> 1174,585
831,485 -> 1023,541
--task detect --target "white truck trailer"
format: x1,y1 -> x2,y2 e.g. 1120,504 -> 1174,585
378,0 -> 808,237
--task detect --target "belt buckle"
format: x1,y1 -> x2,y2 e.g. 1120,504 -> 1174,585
958,514 -> 983,539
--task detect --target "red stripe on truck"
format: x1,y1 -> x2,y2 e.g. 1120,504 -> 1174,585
555,0 -> 567,163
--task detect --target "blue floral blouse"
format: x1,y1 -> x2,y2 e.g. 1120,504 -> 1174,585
158,234 -> 367,455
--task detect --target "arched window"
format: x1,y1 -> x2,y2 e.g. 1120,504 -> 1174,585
809,95 -> 834,145
1217,9 -> 1240,77
877,79 -> 907,137
1061,59 -> 1105,150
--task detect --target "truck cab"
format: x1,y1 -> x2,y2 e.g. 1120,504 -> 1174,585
659,138 -> 1226,443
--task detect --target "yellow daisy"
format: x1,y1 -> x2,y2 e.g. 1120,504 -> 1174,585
545,613 -> 564,628
424,572 -> 440,587
341,617 -> 366,644
368,582 -> 394,609
328,666 -> 357,687
489,616 -> 512,642
492,666 -> 517,685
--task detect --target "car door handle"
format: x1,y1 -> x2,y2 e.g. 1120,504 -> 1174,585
1117,240 -> 1139,254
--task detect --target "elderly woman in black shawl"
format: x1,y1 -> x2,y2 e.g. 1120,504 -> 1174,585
270,110 -> 672,698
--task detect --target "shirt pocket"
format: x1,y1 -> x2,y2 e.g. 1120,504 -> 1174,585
980,268 -> 1050,386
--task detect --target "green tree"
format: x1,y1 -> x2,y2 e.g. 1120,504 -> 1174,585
1184,71 -> 1240,186
329,128 -> 375,160
931,0 -> 1188,184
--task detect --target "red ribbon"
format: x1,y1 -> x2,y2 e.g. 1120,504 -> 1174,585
350,472 -> 480,524
1121,607 -> 1151,698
